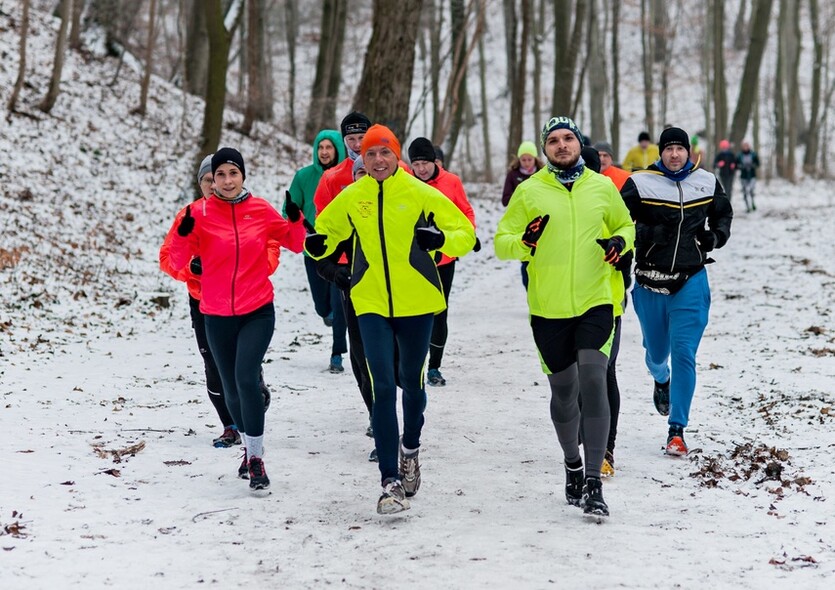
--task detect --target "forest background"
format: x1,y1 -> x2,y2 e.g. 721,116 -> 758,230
7,0 -> 833,183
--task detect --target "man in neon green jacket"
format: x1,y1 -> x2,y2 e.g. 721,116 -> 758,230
307,124 -> 475,515
495,116 -> 634,518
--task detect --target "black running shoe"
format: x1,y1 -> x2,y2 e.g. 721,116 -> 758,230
581,476 -> 609,516
565,463 -> 584,506
238,449 -> 249,479
248,457 -> 270,490
653,380 -> 670,416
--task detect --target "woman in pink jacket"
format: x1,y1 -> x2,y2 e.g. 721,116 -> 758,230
160,155 -> 278,449
167,148 -> 305,492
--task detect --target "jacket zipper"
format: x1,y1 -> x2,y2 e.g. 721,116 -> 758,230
376,182 -> 394,317
231,202 -> 240,315
670,181 -> 685,272
569,189 -> 577,315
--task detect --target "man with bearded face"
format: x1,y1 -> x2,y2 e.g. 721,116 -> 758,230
495,117 -> 635,518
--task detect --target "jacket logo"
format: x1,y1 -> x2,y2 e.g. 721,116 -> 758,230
243,214 -> 252,219
357,201 -> 373,218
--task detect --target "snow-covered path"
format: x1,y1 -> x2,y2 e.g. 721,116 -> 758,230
2,183 -> 833,589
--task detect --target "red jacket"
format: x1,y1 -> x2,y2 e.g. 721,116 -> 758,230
314,158 -> 355,214
159,198 -> 280,301
167,194 -> 304,316
424,168 -> 476,266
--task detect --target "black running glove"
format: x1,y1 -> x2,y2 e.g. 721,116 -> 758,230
177,205 -> 195,237
521,214 -> 550,256
305,231 -> 327,257
416,212 -> 445,251
333,266 -> 351,289
472,236 -> 482,252
696,230 -> 716,253
596,236 -> 626,265
284,190 -> 302,223
189,256 -> 202,276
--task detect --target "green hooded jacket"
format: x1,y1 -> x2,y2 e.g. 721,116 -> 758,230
284,129 -> 345,229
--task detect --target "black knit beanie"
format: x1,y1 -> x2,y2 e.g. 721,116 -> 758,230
408,137 -> 436,163
211,147 -> 246,179
340,111 -> 371,138
658,127 -> 690,155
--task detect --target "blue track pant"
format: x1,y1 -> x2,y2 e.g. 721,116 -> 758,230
631,269 -> 711,428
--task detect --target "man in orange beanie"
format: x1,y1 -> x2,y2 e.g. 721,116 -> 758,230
306,123 -> 476,515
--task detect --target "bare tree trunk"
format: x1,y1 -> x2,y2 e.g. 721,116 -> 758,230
733,0 -> 748,51
445,0 -> 469,167
609,0 -> 620,156
354,0 -> 423,140
184,0 -> 209,97
305,0 -> 347,142
133,0 -> 158,117
503,0 -> 517,98
39,0 -> 72,114
241,0 -> 272,135
587,0 -> 605,142
284,0 -> 298,136
729,0 -> 772,147
803,0 -> 822,175
532,0 -> 545,141
774,0 -> 786,178
7,0 -> 30,115
785,0 -> 801,182
507,0 -> 531,162
69,0 -> 84,50
551,0 -> 568,113
429,0 -> 442,139
712,0 -> 728,142
476,0 -> 492,182
640,0 -> 654,137
651,0 -> 666,63
198,0 -> 231,161
702,1 -> 713,162
552,0 -> 586,115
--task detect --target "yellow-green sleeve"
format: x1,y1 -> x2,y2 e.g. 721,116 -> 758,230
305,190 -> 355,259
494,185 -> 534,261
426,187 -> 476,257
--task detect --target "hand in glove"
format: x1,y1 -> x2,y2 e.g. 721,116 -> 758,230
472,236 -> 482,252
696,230 -> 716,253
521,214 -> 550,256
284,191 -> 302,223
189,256 -> 202,276
177,205 -> 195,237
334,266 -> 351,289
596,236 -> 626,265
416,212 -> 445,251
305,230 -> 328,257
613,249 -> 633,272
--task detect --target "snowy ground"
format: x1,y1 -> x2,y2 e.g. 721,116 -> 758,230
2,181 -> 834,589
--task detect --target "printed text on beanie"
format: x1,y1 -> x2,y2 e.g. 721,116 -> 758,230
658,127 -> 690,154
211,147 -> 246,179
540,116 -> 584,149
341,111 -> 371,137
360,124 -> 401,160
408,137 -> 436,163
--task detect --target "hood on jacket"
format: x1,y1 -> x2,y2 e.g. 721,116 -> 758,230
312,129 -> 346,173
